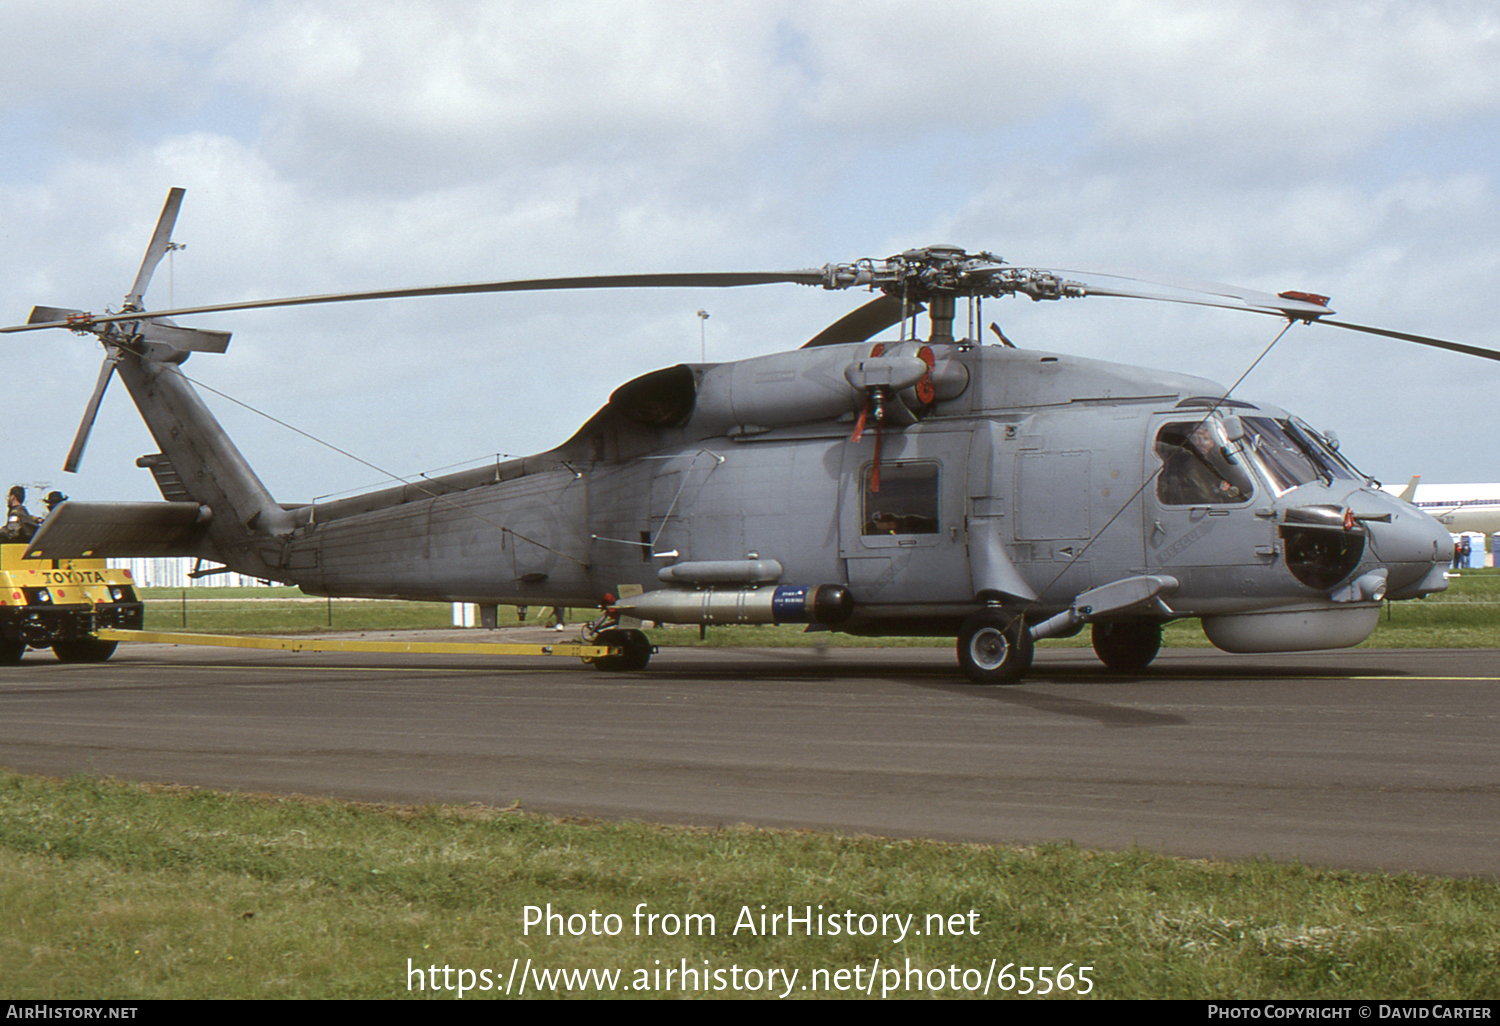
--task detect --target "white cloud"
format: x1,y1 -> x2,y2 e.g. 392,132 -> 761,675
3,0 -> 1499,505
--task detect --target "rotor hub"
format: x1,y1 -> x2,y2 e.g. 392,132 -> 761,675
817,245 -> 1087,306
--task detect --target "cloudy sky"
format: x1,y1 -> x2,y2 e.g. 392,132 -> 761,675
3,0 -> 1499,507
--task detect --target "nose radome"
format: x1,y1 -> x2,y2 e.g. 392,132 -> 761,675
1355,493 -> 1451,597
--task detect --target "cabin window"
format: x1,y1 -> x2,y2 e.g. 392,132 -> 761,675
1155,422 -> 1254,505
863,462 -> 940,535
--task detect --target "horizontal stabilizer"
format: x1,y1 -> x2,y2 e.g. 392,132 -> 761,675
24,500 -> 212,560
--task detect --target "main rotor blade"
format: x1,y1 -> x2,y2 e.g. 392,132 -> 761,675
1044,264 -> 1314,309
1047,265 -> 1335,318
1316,319 -> 1500,362
64,358 -> 116,473
1039,266 -> 1500,355
803,294 -> 910,348
1075,282 -> 1320,318
2,269 -> 826,335
126,187 -> 185,310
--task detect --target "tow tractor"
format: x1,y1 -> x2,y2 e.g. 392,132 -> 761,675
0,542 -> 143,664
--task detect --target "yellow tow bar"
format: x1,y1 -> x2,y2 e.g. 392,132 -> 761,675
96,629 -> 616,660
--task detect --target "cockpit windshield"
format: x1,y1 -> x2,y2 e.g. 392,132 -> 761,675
1287,419 -> 1365,483
1237,417 -> 1359,495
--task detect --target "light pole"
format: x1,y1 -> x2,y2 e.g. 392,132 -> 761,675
697,309 -> 709,362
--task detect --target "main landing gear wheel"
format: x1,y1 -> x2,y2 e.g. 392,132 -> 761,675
588,628 -> 653,672
51,638 -> 119,663
1090,620 -> 1163,672
956,610 -> 1032,685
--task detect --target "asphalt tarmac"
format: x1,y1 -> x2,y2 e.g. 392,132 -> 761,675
2,635 -> 1497,878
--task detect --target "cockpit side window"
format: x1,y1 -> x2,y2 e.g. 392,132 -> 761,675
863,462 -> 939,535
1155,421 -> 1254,505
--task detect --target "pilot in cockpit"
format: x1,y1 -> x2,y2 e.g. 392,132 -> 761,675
1157,423 -> 1251,506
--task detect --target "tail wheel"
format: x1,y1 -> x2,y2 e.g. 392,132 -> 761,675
956,610 -> 1032,685
589,628 -> 653,672
1,641 -> 24,666
51,638 -> 118,664
1091,620 -> 1163,672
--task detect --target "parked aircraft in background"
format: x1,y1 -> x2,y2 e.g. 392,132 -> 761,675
1383,478 -> 1500,539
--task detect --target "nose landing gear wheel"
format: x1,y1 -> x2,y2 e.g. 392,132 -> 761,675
1090,620 -> 1163,672
956,610 -> 1032,685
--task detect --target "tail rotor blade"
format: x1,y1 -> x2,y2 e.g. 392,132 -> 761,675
125,187 -> 185,309
64,359 -> 116,473
28,305 -> 92,328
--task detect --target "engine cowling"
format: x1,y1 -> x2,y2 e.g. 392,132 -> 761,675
689,342 -> 967,436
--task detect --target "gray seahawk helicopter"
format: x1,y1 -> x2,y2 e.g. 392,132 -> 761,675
7,189 -> 1488,682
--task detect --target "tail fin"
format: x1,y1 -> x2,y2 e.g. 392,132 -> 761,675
111,348 -> 296,576
15,189 -> 297,578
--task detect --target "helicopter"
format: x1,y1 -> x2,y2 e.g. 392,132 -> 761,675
6,188 -> 1492,683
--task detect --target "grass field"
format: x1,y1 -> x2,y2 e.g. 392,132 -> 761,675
2,773 -> 1497,1000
